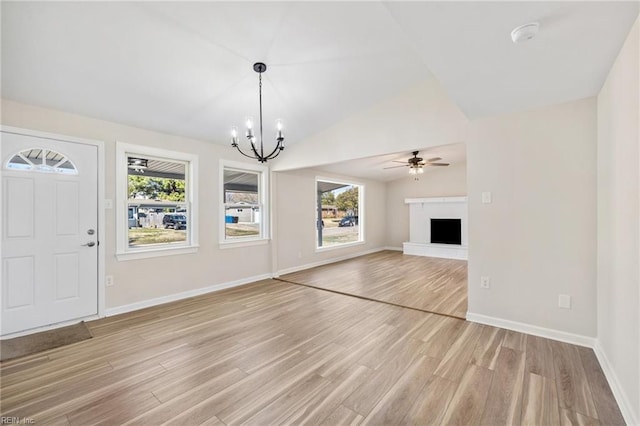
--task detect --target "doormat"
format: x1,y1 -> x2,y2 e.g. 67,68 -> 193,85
1,321 -> 93,362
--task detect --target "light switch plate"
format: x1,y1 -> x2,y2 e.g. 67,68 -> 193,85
482,192 -> 492,204
558,294 -> 571,309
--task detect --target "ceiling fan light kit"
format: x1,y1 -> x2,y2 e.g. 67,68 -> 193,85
511,22 -> 540,44
383,150 -> 450,179
127,157 -> 148,173
230,62 -> 285,163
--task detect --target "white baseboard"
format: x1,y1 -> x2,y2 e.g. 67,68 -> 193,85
274,247 -> 387,277
592,341 -> 639,426
105,273 -> 272,317
466,312 -> 596,348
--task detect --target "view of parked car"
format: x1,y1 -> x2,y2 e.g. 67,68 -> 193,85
162,214 -> 187,230
338,216 -> 358,227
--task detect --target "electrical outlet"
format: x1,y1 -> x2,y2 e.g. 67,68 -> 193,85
480,276 -> 491,289
558,294 -> 571,309
106,275 -> 114,287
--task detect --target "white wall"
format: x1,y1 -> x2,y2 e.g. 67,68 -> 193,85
272,77 -> 469,171
597,16 -> 640,424
274,168 -> 387,274
1,99 -> 273,310
467,97 -> 598,338
385,162 -> 466,248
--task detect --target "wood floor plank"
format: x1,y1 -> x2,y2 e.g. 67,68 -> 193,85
315,324 -> 396,379
503,330 -> 528,351
285,364 -> 372,425
560,408 -> 601,426
216,343 -> 346,425
577,346 -> 625,425
3,359 -> 165,419
440,364 -> 494,426
521,373 -> 560,426
240,373 -> 330,425
401,374 -> 459,426
552,341 -> 599,419
362,355 -> 438,425
123,368 -> 248,425
342,337 -> 423,416
320,405 -> 364,426
526,334 -> 556,379
480,346 -> 526,426
434,321 -> 483,382
470,326 -> 506,370
417,315 -> 466,360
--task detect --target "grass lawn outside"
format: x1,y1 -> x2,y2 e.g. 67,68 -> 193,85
226,223 -> 260,237
129,227 -> 186,246
320,225 -> 359,246
322,234 -> 359,245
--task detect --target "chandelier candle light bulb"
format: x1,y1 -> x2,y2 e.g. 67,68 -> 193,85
230,62 -> 285,163
245,117 -> 254,139
276,119 -> 284,139
231,127 -> 238,146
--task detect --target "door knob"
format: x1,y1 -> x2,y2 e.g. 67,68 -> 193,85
82,241 -> 96,247
87,229 -> 95,235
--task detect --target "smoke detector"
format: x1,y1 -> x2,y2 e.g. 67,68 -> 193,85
511,22 -> 540,43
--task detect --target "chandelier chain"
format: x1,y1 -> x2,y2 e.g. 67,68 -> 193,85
258,72 -> 264,159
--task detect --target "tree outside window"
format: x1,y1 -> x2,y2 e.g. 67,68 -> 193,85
316,179 -> 363,248
127,157 -> 188,247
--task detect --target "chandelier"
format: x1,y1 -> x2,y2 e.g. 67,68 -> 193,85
230,62 -> 284,163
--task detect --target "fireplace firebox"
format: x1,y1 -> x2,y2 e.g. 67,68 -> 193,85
430,218 -> 462,245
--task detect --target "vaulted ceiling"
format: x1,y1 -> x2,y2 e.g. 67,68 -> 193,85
2,1 -> 638,156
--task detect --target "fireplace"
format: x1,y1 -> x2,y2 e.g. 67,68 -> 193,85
430,218 -> 462,245
403,197 -> 467,260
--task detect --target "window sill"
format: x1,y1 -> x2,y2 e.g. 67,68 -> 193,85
219,238 -> 269,250
116,245 -> 199,261
315,240 -> 365,253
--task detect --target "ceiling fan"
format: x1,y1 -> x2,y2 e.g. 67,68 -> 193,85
384,151 -> 449,174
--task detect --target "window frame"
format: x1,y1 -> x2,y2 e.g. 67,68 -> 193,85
315,177 -> 365,252
219,159 -> 269,248
116,142 -> 199,261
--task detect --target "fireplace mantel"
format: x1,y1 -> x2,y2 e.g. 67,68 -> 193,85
403,196 -> 468,260
404,196 -> 467,205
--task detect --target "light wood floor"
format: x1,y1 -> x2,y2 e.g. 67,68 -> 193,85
0,280 -> 623,425
281,251 -> 468,319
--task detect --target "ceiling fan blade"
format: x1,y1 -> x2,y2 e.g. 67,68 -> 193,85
425,157 -> 442,162
428,163 -> 450,167
383,165 -> 409,169
392,160 -> 408,164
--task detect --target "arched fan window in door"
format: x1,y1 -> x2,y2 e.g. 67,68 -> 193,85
5,148 -> 78,175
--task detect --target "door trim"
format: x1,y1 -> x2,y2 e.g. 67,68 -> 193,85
0,125 -> 106,328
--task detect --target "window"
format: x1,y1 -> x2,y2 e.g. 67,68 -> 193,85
116,143 -> 198,260
220,160 -> 268,245
6,148 -> 78,174
316,178 -> 363,249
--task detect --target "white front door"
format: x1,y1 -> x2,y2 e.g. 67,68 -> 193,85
1,131 -> 98,335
